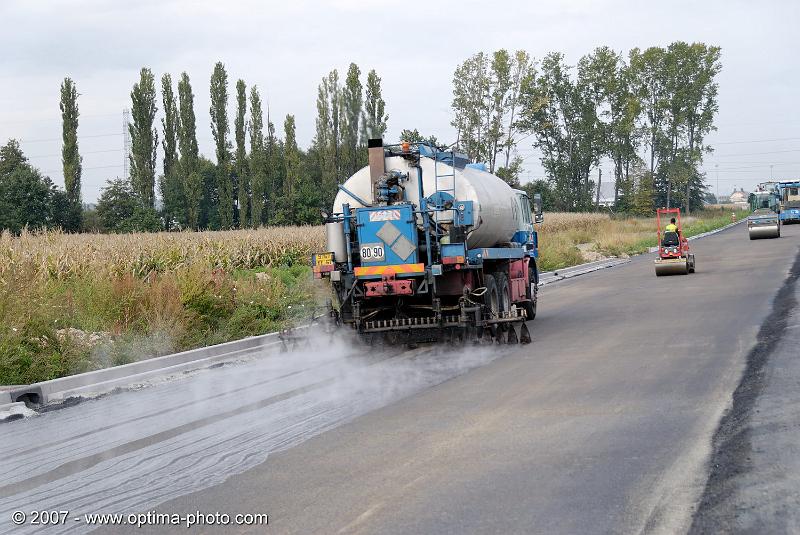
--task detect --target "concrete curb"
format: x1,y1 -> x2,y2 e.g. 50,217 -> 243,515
5,331 -> 291,406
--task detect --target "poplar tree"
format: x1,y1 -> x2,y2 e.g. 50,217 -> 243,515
341,63 -> 363,177
313,69 -> 344,211
249,86 -> 266,227
234,79 -> 249,228
160,73 -> 183,229
210,62 -> 233,228
178,73 -> 201,229
129,67 -> 159,208
282,114 -> 300,223
59,77 -> 82,230
362,69 -> 388,141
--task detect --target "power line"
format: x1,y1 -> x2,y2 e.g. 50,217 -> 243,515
711,148 -> 800,158
708,169 -> 800,175
19,132 -> 123,144
711,136 -> 800,145
28,148 -> 124,159
42,164 -> 124,175
0,111 -> 121,126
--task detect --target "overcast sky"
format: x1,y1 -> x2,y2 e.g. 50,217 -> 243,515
1,0 -> 798,203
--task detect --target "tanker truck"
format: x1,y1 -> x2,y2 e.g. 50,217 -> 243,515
312,139 -> 542,344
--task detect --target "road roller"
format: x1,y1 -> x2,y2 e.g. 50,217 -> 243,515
654,208 -> 695,276
747,187 -> 781,239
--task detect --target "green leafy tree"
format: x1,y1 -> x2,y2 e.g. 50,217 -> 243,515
313,69 -> 343,211
129,68 -> 159,208
0,141 -> 54,232
210,61 -> 233,228
0,139 -> 27,175
197,156 -> 219,229
452,52 -> 489,163
178,73 -> 201,229
629,47 -> 669,190
592,50 -> 642,206
59,77 -> 82,231
452,50 -> 533,174
160,73 -> 184,229
341,63 -> 364,178
275,115 -> 301,224
500,50 -> 533,173
517,52 -> 604,211
96,178 -> 161,233
631,162 -> 655,216
398,129 -> 440,146
671,42 -> 720,213
362,69 -> 388,142
234,79 -> 249,228
265,114 -> 283,224
249,85 -> 266,227
496,156 -> 523,187
521,179 -> 556,211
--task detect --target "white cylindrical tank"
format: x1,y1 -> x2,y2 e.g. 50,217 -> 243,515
333,155 -> 522,248
325,222 -> 347,261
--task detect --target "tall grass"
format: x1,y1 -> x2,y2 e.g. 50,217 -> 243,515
537,208 -> 747,271
0,226 -> 325,282
0,227 -> 323,385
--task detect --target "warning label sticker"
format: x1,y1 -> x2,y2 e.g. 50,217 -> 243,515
368,210 -> 402,222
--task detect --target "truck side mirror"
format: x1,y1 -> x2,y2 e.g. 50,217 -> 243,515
533,193 -> 544,224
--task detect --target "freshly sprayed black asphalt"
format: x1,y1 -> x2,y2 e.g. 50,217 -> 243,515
690,244 -> 800,533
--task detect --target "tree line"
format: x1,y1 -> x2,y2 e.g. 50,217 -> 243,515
0,42 -> 719,234
449,42 -> 722,215
0,62 -> 388,233
120,61 -> 388,232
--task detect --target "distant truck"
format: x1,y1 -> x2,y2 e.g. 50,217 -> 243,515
748,185 -> 781,239
778,180 -> 800,223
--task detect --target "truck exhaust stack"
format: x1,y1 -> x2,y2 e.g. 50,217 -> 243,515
368,138 -> 385,205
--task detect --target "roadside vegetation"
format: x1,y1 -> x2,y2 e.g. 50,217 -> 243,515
1,211 -> 743,384
537,208 -> 748,271
0,227 -> 324,385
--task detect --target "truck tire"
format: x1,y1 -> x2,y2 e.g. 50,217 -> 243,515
496,272 -> 513,334
523,264 -> 537,321
483,274 -> 499,317
495,272 -> 511,314
482,274 -> 500,339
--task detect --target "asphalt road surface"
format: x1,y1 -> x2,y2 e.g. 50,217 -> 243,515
1,221 -> 798,534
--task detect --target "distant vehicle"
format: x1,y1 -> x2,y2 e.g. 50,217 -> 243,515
654,208 -> 695,276
747,186 -> 781,239
778,180 -> 800,223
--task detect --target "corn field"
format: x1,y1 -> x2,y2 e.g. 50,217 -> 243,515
0,226 -> 326,282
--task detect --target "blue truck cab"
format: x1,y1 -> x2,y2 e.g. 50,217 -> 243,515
778,180 -> 800,223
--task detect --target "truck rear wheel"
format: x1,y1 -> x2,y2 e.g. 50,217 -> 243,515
482,274 -> 500,339
496,273 -> 511,333
523,264 -> 537,321
495,273 -> 511,314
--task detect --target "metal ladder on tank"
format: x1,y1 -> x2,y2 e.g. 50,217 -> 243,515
432,149 -> 457,236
